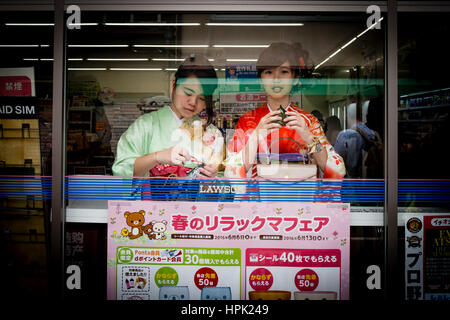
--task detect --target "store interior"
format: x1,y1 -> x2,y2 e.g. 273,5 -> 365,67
1,9 -> 449,299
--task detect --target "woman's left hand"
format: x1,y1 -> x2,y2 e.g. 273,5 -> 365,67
198,164 -> 219,178
284,111 -> 314,144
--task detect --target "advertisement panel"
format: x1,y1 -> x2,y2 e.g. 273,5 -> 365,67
107,201 -> 350,300
404,213 -> 450,300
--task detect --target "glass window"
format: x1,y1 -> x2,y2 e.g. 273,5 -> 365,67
65,11 -> 386,300
0,10 -> 53,297
398,11 -> 450,301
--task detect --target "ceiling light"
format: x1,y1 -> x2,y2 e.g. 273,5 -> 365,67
152,58 -> 214,62
165,68 -> 178,71
86,58 -> 149,61
68,58 -> 83,61
67,23 -> 99,26
206,23 -> 303,26
5,23 -> 54,26
68,68 -> 107,71
0,44 -> 39,47
152,58 -> 184,62
226,58 -> 258,62
104,22 -> 200,26
109,68 -> 163,71
23,58 -> 55,61
213,44 -> 269,48
314,16 -> 384,70
340,37 -> 357,50
68,44 -> 129,48
134,44 -> 208,48
328,48 -> 342,59
357,17 -> 384,38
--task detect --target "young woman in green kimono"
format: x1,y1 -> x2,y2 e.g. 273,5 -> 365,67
112,55 -> 222,179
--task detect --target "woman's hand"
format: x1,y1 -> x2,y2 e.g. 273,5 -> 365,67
284,111 -> 314,144
198,164 -> 219,178
255,110 -> 283,133
156,145 -> 191,166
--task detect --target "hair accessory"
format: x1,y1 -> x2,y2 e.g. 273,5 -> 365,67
299,57 -> 305,69
189,53 -> 196,61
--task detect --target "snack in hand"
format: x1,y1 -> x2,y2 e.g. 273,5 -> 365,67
277,105 -> 287,126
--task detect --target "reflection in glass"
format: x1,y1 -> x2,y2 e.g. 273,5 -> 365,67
0,11 -> 53,298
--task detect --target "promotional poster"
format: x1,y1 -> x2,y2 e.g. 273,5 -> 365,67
107,201 -> 350,300
404,213 -> 450,300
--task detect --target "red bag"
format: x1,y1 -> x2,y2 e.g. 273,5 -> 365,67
149,164 -> 191,177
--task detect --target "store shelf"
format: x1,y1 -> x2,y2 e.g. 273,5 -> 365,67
399,119 -> 446,123
398,103 -> 450,111
400,87 -> 450,98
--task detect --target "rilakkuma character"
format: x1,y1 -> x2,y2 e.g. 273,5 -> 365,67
142,222 -> 156,240
121,210 -> 145,240
201,287 -> 232,300
152,220 -> 167,240
159,286 -> 189,300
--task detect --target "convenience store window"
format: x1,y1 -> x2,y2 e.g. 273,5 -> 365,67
65,11 -> 386,300
0,11 -> 53,297
398,12 -> 450,301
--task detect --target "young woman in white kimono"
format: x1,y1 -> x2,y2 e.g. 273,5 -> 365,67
112,55 -> 224,199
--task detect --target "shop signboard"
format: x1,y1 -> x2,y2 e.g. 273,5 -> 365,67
404,213 -> 450,300
0,67 -> 35,97
219,92 -> 267,115
0,97 -> 38,119
107,200 -> 350,300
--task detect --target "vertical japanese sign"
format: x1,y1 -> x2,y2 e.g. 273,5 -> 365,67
107,201 -> 350,300
404,213 -> 450,300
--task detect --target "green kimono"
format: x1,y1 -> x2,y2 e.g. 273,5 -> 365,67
112,105 -> 222,177
112,105 -> 188,177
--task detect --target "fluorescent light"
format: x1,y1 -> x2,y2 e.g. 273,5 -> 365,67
206,23 -> 303,26
213,44 -> 269,48
340,37 -> 357,50
67,23 -> 99,26
328,48 -> 342,59
23,58 -> 54,61
134,44 -> 208,48
68,68 -> 107,71
152,58 -> 214,62
68,58 -> 83,61
87,58 -> 149,61
68,44 -> 129,48
40,45 -> 50,48
104,22 -> 200,26
357,17 -> 384,38
0,44 -> 39,47
165,68 -> 178,71
5,23 -> 54,26
152,58 -> 184,61
110,68 -> 163,71
314,57 -> 330,70
314,16 -> 384,70
226,58 -> 258,62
